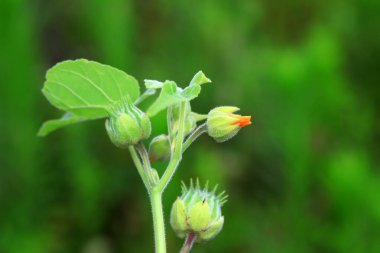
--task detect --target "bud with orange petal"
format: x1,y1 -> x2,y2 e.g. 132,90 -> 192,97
206,106 -> 251,142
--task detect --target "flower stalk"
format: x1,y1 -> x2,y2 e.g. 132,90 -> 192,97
180,233 -> 197,253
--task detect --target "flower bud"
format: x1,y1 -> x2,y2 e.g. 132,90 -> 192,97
206,106 -> 251,143
105,97 -> 151,148
148,135 -> 171,162
170,179 -> 227,243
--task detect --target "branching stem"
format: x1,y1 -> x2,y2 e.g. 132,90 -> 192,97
130,101 -> 187,253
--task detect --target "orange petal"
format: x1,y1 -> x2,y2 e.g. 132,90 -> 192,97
232,115 -> 251,127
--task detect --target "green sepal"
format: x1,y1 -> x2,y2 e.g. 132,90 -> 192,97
198,216 -> 224,242
188,200 -> 211,232
170,198 -> 188,238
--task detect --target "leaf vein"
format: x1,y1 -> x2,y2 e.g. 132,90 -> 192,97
49,80 -> 91,106
107,67 -> 123,98
58,68 -> 114,103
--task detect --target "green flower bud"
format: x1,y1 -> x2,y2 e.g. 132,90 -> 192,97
170,179 -> 227,243
105,97 -> 151,148
148,135 -> 171,162
206,106 -> 251,143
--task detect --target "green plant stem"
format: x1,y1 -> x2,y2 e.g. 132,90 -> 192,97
136,141 -> 156,185
133,102 -> 187,253
180,233 -> 197,253
156,101 -> 187,192
150,188 -> 166,253
167,105 -> 175,139
182,123 -> 207,153
128,145 -> 150,190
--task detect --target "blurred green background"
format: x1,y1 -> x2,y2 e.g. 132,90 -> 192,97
1,0 -> 379,252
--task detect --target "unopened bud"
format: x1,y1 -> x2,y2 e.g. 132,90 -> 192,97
206,106 -> 251,143
105,97 -> 151,148
170,179 -> 227,243
148,135 -> 171,162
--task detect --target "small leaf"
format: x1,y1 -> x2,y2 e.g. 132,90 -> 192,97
42,59 -> 140,118
37,113 -> 89,137
191,112 -> 208,121
146,81 -> 201,117
146,71 -> 210,117
190,71 -> 212,86
144,79 -> 164,89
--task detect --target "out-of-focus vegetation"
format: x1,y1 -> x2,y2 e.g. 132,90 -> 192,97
0,0 -> 379,252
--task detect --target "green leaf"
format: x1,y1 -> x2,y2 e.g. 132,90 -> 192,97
40,59 -> 140,136
146,81 -> 201,117
37,113 -> 90,137
191,112 -> 208,121
190,71 -> 212,86
145,71 -> 211,117
42,59 -> 140,118
144,79 -> 164,89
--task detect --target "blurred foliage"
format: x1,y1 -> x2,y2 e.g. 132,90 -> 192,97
0,0 -> 379,252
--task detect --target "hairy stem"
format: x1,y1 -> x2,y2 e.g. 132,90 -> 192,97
128,145 -> 150,190
150,188 -> 166,253
156,101 -> 187,192
180,233 -> 197,253
136,141 -> 156,185
182,123 -> 207,153
167,105 -> 175,140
